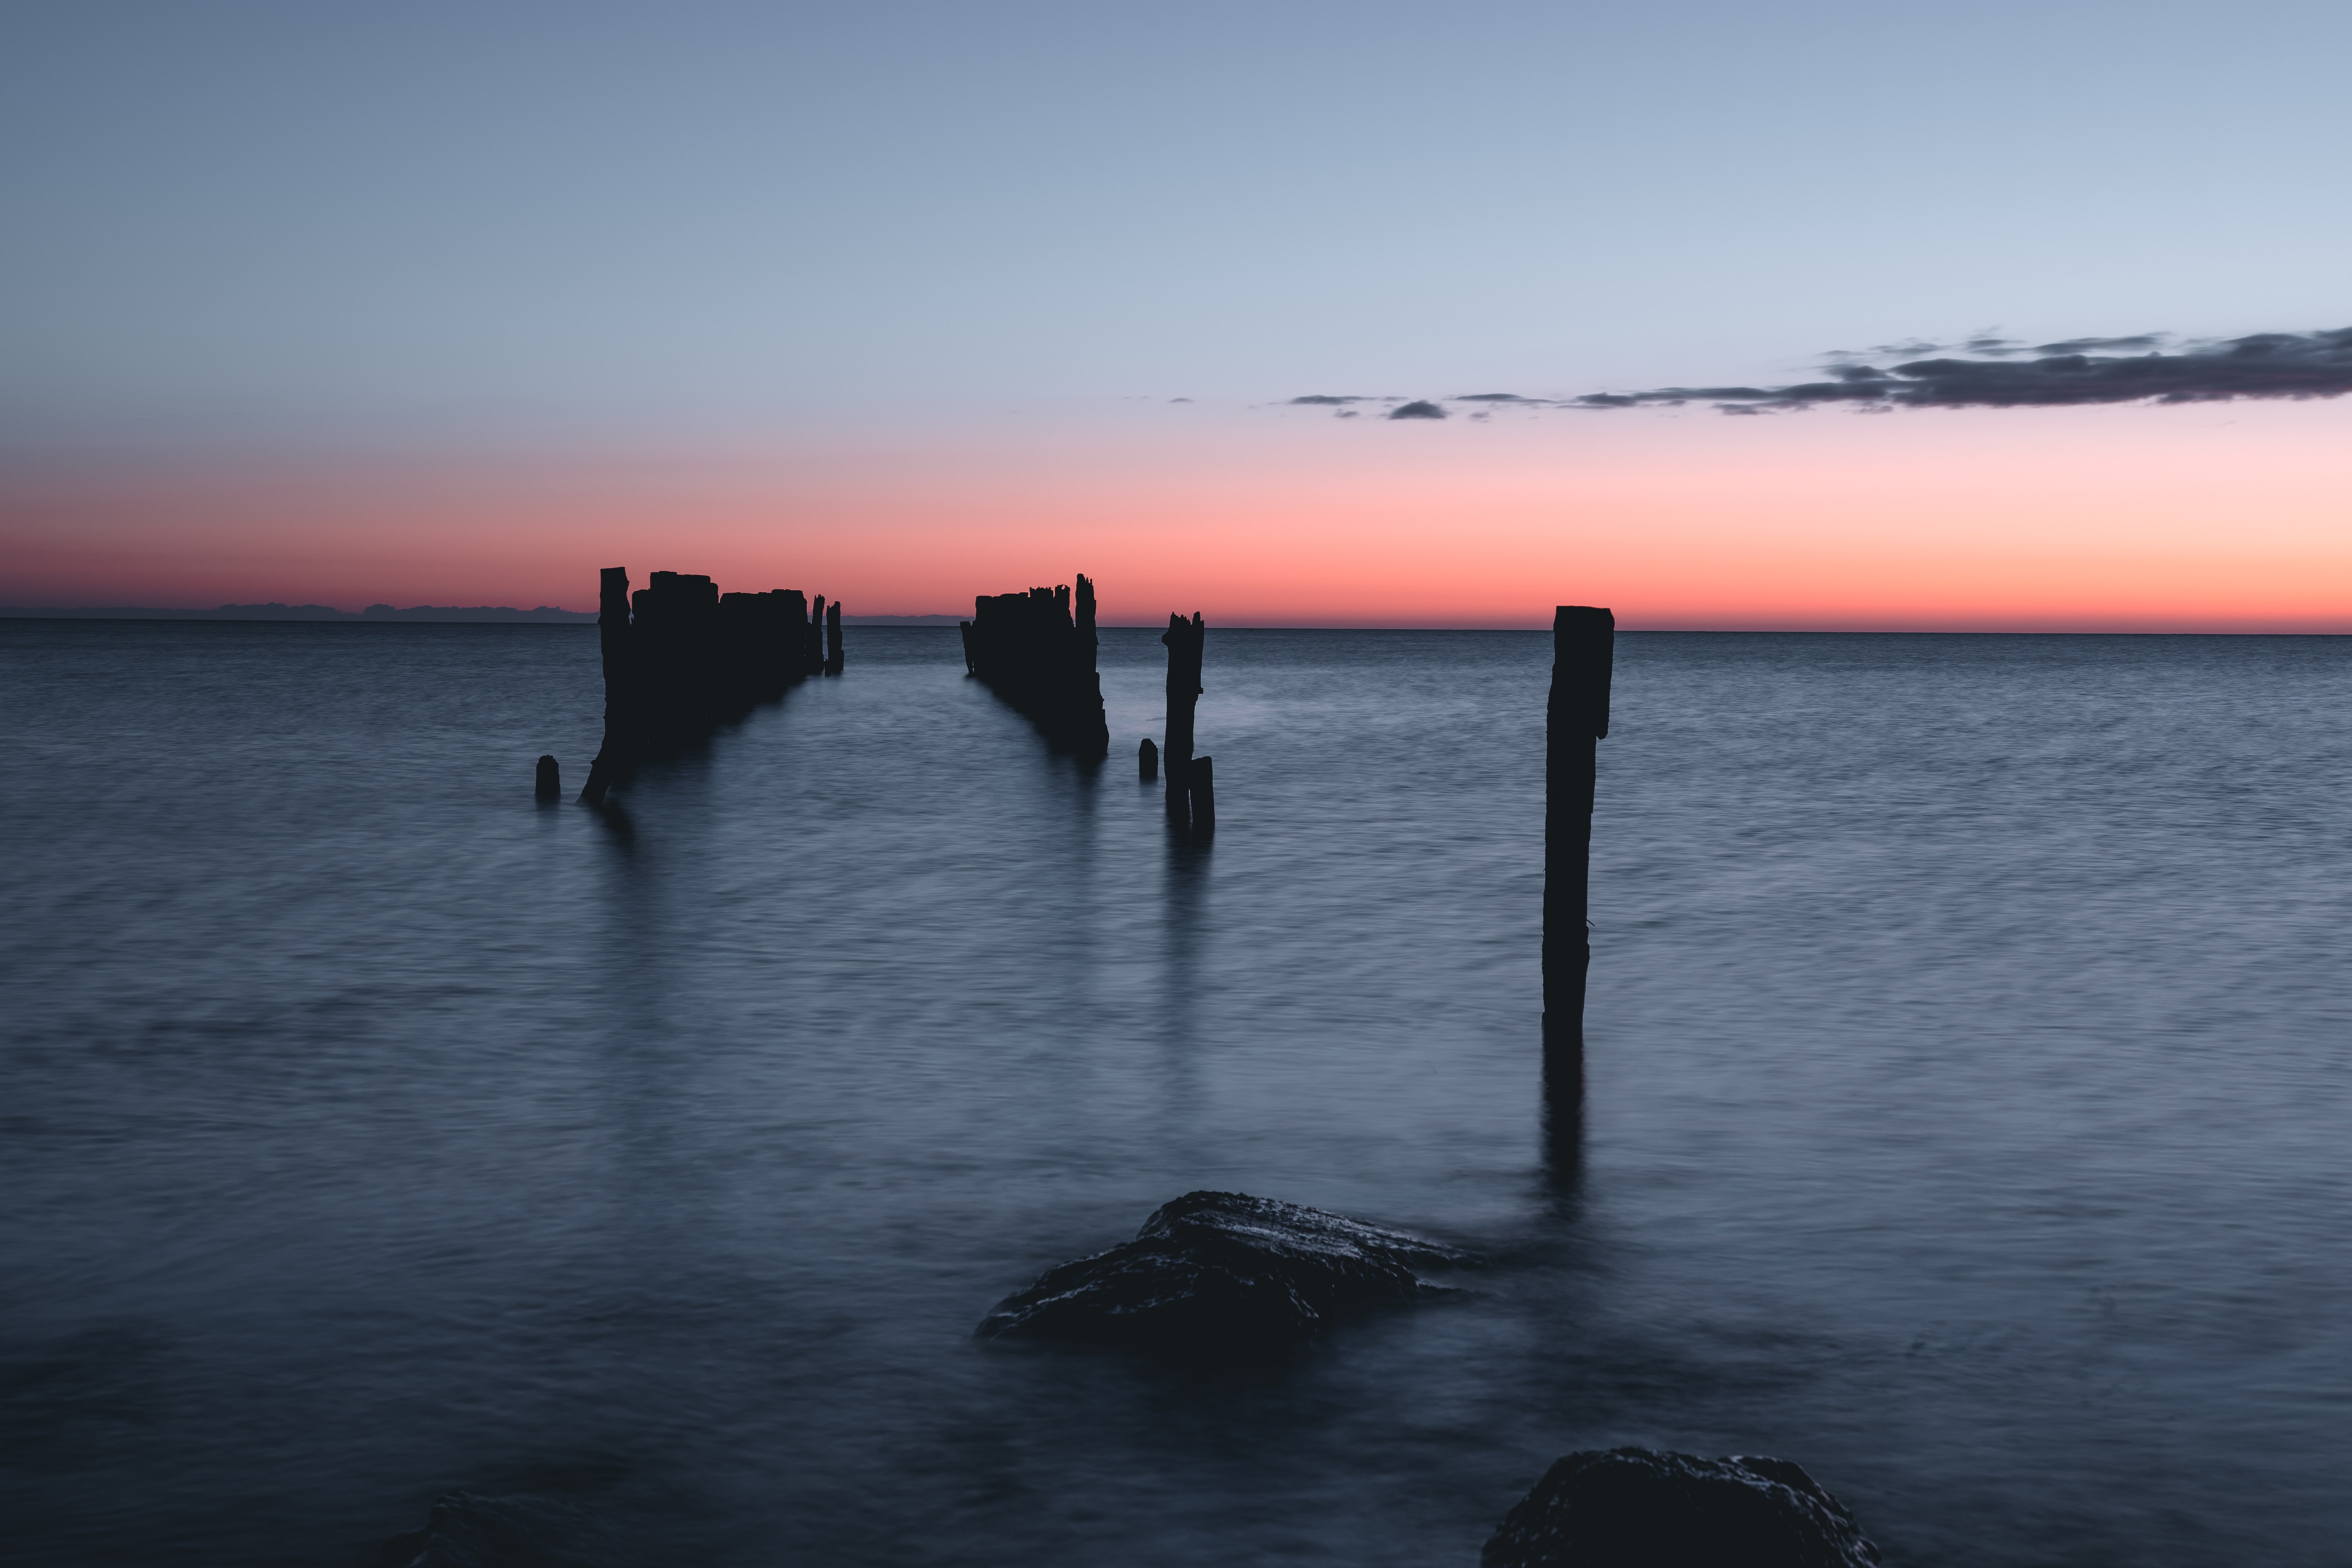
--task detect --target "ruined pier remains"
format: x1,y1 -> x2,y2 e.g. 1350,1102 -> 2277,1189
579,567 -> 836,804
1544,605 -> 1614,1064
1160,611 -> 1211,836
960,574 -> 1110,754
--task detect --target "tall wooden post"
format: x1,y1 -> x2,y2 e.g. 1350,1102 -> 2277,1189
1161,611 -> 1204,826
1544,606 -> 1614,1061
579,566 -> 634,805
1074,574 -> 1109,753
825,599 -> 844,675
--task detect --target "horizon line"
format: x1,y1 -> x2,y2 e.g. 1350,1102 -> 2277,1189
5,606 -> 2348,637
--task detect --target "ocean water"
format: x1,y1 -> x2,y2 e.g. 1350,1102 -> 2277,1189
3,620 -> 2348,1567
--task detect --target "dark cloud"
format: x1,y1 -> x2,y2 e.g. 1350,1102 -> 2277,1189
1576,327 -> 2352,412
1289,394 -> 1364,405
2029,334 -> 2167,355
1454,392 -> 1533,402
1388,400 -> 1449,419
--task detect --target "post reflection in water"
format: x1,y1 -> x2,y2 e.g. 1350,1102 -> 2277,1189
1156,826 -> 1210,1145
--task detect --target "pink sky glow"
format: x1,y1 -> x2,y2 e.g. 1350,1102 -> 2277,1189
4,400 -> 2348,632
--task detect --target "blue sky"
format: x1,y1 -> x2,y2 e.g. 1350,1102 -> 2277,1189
6,0 -> 2349,447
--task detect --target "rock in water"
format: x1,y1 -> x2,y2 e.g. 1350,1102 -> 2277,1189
373,1489 -> 607,1567
976,1190 -> 1471,1356
1483,1448 -> 1881,1568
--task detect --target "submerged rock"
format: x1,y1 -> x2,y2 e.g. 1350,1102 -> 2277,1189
976,1190 -> 1472,1356
373,1489 -> 607,1568
1483,1448 -> 1881,1568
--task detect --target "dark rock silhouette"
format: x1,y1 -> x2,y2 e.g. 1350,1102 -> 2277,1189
1160,610 -> 1205,829
1188,754 -> 1215,836
960,573 -> 1110,754
534,755 -> 560,800
825,598 -> 844,675
1138,736 -> 1158,780
1483,1448 -> 1881,1568
578,567 -> 832,804
976,1190 -> 1471,1357
1544,606 -> 1613,1073
373,1488 -> 609,1567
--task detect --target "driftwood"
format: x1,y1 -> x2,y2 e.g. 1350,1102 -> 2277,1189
578,567 -> 831,804
961,573 -> 1110,754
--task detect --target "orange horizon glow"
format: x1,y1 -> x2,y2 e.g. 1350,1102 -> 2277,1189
5,400 -> 2349,634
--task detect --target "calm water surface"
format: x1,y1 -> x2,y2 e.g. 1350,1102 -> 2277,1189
3,621 -> 2348,1566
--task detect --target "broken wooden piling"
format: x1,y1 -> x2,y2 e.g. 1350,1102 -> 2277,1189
579,566 -> 830,803
961,572 -> 1111,754
1188,754 -> 1215,837
1544,605 -> 1614,1061
1138,737 -> 1158,780
1160,611 -> 1205,828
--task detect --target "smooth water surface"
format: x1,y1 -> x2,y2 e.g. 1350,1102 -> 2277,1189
3,621 -> 2348,1566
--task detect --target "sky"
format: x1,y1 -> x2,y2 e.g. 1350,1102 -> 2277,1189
4,0 -> 2349,627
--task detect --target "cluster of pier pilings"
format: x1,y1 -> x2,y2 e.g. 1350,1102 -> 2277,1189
960,574 -> 1111,754
580,567 -> 842,804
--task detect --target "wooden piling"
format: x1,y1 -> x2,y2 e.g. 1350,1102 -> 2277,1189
1138,737 -> 1158,779
1161,611 -> 1204,825
1188,754 -> 1215,836
579,566 -> 636,804
536,755 -> 561,799
1544,605 -> 1614,1061
962,572 -> 1110,753
579,565 -> 827,803
826,599 -> 844,675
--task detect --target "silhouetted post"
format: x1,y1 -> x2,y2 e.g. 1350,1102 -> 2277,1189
1139,737 -> 1158,779
579,566 -> 634,805
826,600 -> 844,675
1074,573 -> 1110,752
535,755 -> 561,799
809,595 -> 828,676
1188,754 -> 1215,837
959,618 -> 976,673
1162,611 -> 1204,826
1544,605 -> 1614,1069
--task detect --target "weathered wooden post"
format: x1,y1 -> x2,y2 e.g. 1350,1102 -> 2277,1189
1138,737 -> 1158,779
1073,574 -> 1110,753
1544,606 -> 1614,1066
826,599 -> 844,675
578,566 -> 635,805
1188,754 -> 1215,836
535,755 -> 561,799
1161,611 -> 1204,827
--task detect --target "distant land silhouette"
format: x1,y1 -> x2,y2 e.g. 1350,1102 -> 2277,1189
3,603 -> 596,623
